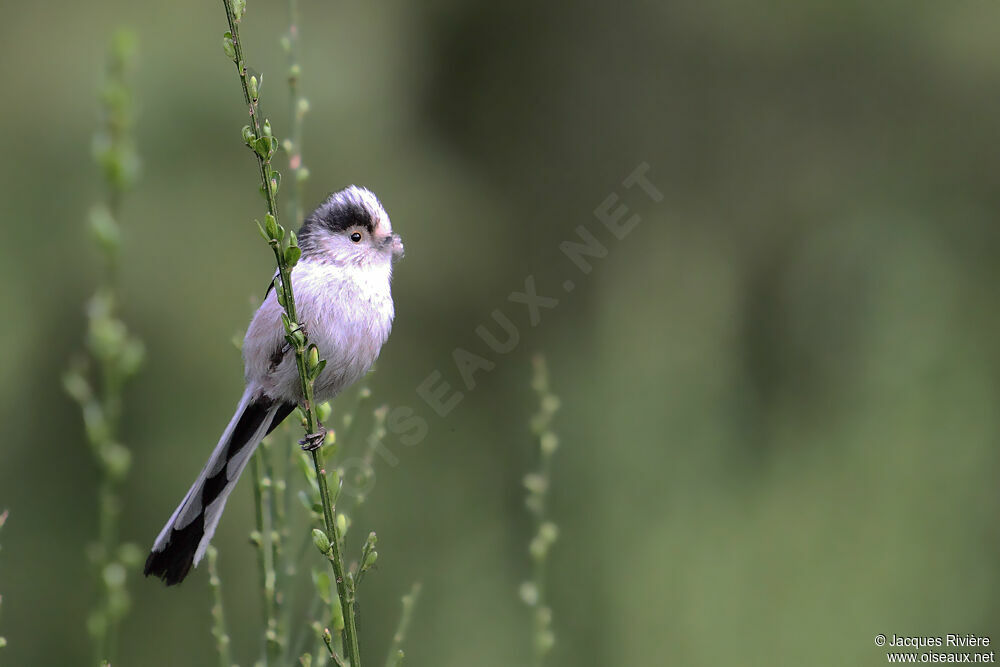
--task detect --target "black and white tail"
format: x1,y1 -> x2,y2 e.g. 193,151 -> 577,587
144,390 -> 295,585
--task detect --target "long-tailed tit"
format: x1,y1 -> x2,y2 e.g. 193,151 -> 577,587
144,185 -> 403,585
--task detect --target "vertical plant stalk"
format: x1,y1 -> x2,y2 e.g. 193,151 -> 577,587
62,29 -> 143,667
521,355 -> 561,666
207,546 -> 233,667
384,583 -> 421,667
312,452 -> 362,666
282,0 -> 310,228
251,452 -> 281,663
268,0 -> 308,650
220,3 -> 361,665
262,439 -> 287,646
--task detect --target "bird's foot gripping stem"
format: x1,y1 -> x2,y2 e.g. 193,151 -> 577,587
299,424 -> 327,451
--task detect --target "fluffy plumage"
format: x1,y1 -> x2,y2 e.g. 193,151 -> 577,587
145,186 -> 402,585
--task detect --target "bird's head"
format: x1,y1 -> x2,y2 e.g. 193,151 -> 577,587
299,185 -> 404,266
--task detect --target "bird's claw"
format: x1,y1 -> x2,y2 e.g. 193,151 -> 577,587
299,425 -> 327,451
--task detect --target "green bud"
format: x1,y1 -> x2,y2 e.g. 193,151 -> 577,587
280,36 -> 291,52
230,0 -> 246,19
222,32 -> 236,61
529,535 -> 548,561
297,98 -> 310,114
242,124 -> 255,146
89,205 -> 120,256
539,521 -> 559,544
317,401 -> 332,422
101,441 -> 132,481
336,513 -> 348,536
87,611 -> 107,641
288,229 -> 298,247
282,138 -> 293,153
285,244 -> 302,267
312,528 -> 330,554
62,371 -> 92,404
249,75 -> 259,100
249,530 -> 263,547
287,327 -> 305,349
540,432 -> 559,455
536,629 -> 555,654
362,549 -> 378,572
117,543 -> 142,567
269,168 -> 281,193
254,136 -> 270,159
103,562 -> 126,588
307,345 -> 319,370
88,315 -> 127,362
289,64 -> 301,80
264,213 -> 279,240
297,166 -> 310,182
523,473 -> 547,495
118,338 -> 145,378
519,581 -> 539,606
263,118 -> 272,137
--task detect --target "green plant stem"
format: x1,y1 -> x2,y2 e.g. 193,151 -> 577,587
65,30 -> 142,667
220,4 -> 361,665
222,1 -> 281,239
524,355 -> 560,667
285,0 -> 307,227
385,583 -> 421,667
251,452 -> 280,664
312,447 -> 361,666
207,546 -> 233,667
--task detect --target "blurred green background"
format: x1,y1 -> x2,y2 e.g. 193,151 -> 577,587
2,0 -> 1000,665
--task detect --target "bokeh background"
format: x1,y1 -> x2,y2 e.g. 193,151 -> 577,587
2,1 -> 1000,665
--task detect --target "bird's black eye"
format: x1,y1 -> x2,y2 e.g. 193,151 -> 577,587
350,232 -> 362,243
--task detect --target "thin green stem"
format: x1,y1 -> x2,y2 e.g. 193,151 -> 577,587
251,452 -> 279,664
220,3 -> 361,665
384,583 -> 421,667
259,438 -> 287,656
285,0 -> 308,227
207,546 -> 233,667
524,355 -> 560,667
312,447 -> 361,666
65,29 -> 142,667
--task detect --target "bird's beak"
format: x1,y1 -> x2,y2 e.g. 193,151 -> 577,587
390,233 -> 404,262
